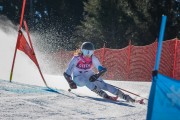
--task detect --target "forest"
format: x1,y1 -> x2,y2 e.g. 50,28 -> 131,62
0,0 -> 179,52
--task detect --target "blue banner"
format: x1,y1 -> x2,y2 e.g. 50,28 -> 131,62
147,73 -> 180,120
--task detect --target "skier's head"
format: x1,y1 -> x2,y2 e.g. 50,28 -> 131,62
81,42 -> 95,57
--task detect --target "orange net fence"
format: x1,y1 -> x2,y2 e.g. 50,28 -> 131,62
49,38 -> 179,81
94,42 -> 157,81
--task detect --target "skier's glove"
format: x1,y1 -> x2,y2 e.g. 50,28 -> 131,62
89,67 -> 107,82
89,74 -> 99,82
68,80 -> 77,89
63,72 -> 77,89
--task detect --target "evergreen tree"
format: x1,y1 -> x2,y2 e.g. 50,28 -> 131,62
74,0 -> 105,48
0,0 -> 179,50
74,0 -> 130,49
149,0 -> 180,40
75,0 -> 179,49
74,0 -> 153,48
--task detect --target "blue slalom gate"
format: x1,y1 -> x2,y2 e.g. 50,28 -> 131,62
147,15 -> 180,120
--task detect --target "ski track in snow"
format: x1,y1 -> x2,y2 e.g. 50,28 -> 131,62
0,78 -> 150,120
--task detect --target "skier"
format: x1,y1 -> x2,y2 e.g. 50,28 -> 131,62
63,42 -> 135,102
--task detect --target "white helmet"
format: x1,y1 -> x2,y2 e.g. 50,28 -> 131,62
81,42 -> 95,57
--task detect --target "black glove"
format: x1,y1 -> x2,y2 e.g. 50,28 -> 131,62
89,67 -> 107,82
89,74 -> 99,82
63,72 -> 77,89
68,80 -> 77,89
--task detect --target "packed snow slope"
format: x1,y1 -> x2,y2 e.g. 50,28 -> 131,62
0,75 -> 151,120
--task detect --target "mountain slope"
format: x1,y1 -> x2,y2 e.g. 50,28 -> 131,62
0,79 -> 149,120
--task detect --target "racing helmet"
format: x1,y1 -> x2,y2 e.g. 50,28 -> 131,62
81,42 -> 95,56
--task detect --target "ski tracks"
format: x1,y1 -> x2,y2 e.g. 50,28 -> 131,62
0,80 -> 148,120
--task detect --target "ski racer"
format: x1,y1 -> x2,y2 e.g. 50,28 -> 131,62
63,42 -> 135,102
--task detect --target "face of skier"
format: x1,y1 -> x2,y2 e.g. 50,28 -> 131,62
81,49 -> 94,58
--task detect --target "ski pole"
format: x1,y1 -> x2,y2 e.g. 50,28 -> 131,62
110,84 -> 148,100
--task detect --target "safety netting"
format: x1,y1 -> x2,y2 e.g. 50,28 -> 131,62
173,40 -> 180,79
51,38 -> 179,81
99,38 -> 180,81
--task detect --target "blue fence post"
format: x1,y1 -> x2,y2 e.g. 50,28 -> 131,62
154,15 -> 167,71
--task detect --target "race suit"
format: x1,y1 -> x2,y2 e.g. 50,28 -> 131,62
65,55 -> 118,95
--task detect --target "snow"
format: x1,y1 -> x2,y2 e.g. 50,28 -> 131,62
0,77 -> 151,120
0,17 -> 151,120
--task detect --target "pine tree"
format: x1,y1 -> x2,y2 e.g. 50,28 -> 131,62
74,0 -> 155,48
75,0 -> 179,49
74,0 -> 104,48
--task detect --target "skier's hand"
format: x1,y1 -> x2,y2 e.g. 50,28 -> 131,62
63,72 -> 77,89
63,72 -> 72,81
89,74 -> 99,82
69,81 -> 77,89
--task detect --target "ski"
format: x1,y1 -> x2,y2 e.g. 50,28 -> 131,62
68,88 -> 146,105
68,88 -> 118,101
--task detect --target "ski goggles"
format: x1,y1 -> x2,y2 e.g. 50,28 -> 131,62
81,49 -> 94,56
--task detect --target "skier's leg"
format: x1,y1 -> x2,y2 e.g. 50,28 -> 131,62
85,79 -> 115,100
93,79 -> 118,94
91,86 -> 109,99
73,75 -> 87,87
73,74 -> 116,100
94,79 -> 135,102
73,74 -> 107,97
91,85 -> 117,100
116,90 -> 135,102
91,79 -> 119,100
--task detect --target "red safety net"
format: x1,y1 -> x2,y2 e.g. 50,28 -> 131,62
50,38 -> 180,81
96,47 -> 130,80
159,40 -> 175,78
128,43 -> 157,81
173,40 -> 180,79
